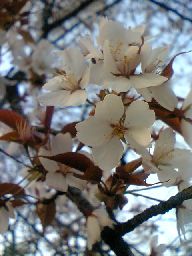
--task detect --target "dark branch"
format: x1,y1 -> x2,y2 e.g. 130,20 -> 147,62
42,0 -> 96,38
67,187 -> 134,255
101,227 -> 134,256
116,186 -> 192,236
149,0 -> 192,23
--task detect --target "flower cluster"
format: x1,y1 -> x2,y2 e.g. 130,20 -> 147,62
37,18 -> 192,247
1,18 -> 192,251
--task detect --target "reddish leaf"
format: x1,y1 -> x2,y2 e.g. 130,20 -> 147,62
162,51 -> 192,79
117,172 -> 150,186
0,109 -> 27,131
11,199 -> 26,208
116,158 -> 142,175
42,152 -> 93,172
62,122 -> 78,138
0,183 -> 25,196
75,165 -> 102,183
149,101 -> 182,134
0,0 -> 28,15
36,201 -> 56,230
0,131 -> 19,142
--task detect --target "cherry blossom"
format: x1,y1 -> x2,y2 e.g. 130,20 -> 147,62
177,181 -> 192,239
102,40 -> 168,93
143,128 -> 192,185
79,18 -> 146,86
31,40 -> 58,76
39,133 -> 86,192
76,94 -> 155,170
86,207 -> 113,250
139,45 -> 178,111
181,89 -> 192,147
39,47 -> 89,107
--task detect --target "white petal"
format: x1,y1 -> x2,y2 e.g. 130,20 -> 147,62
181,119 -> 192,147
95,94 -> 124,123
130,73 -> 168,89
140,43 -> 152,72
183,90 -> 192,110
66,173 -> 86,190
173,149 -> 192,179
150,83 -> 178,111
46,172 -> 68,192
38,90 -> 71,107
64,90 -> 87,106
153,128 -> 175,162
103,77 -> 132,93
86,216 -> 101,250
103,40 -> 118,75
79,36 -> 102,59
157,169 -> 179,186
39,148 -> 58,173
143,46 -> 168,73
125,127 -> 151,147
43,76 -> 67,91
76,117 -> 112,147
99,20 -> 127,47
93,208 -> 113,228
80,66 -> 90,89
92,137 -> 124,170
52,133 -> 72,155
89,63 -> 104,85
125,100 -> 155,128
138,88 -> 153,102
0,208 -> 9,234
177,207 -> 192,240
58,48 -> 86,80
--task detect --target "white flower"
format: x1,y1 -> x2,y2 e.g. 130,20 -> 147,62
177,181 -> 192,240
86,215 -> 101,250
98,18 -> 145,48
86,207 -> 113,250
79,36 -> 104,85
39,133 -> 86,192
143,128 -> 192,185
76,94 -> 155,170
181,89 -> 192,147
39,47 -> 89,107
0,202 -> 15,234
7,29 -> 31,71
102,40 -> 168,93
138,45 -> 178,111
79,19 -> 146,86
31,40 -> 57,75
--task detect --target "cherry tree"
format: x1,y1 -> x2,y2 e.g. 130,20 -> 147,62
0,0 -> 192,255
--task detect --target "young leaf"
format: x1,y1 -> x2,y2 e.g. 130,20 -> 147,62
42,152 -> 93,172
0,183 -> 25,196
36,201 -> 56,230
0,109 -> 27,131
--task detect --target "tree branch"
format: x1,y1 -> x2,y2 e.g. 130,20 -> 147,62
42,0 -> 96,38
116,186 -> 192,236
101,227 -> 134,256
67,187 -> 134,255
148,0 -> 192,23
